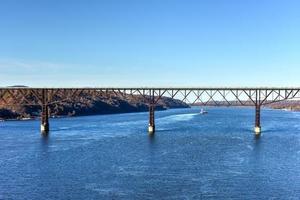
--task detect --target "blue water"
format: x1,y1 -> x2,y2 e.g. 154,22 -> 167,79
0,107 -> 300,199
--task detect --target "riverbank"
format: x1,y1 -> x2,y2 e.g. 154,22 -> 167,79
0,91 -> 190,121
266,101 -> 300,111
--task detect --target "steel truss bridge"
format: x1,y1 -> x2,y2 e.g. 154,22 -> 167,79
1,87 -> 300,136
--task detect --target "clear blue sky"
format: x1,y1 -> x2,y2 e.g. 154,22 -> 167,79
0,0 -> 299,87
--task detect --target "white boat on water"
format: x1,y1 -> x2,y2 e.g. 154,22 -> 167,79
20,117 -> 32,121
200,108 -> 208,114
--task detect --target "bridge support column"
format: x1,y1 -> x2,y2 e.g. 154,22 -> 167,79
41,89 -> 49,136
148,104 -> 155,134
254,104 -> 261,135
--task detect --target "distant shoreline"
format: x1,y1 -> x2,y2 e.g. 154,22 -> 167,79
193,101 -> 300,112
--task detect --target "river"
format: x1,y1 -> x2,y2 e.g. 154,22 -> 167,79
0,107 -> 300,199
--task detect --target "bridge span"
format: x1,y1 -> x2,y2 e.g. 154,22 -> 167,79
1,87 -> 300,136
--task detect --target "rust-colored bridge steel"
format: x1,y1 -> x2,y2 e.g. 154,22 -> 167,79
1,87 -> 300,136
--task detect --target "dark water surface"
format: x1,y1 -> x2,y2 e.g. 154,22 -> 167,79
0,107 -> 300,199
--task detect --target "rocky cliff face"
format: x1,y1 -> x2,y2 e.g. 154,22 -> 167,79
0,91 -> 189,120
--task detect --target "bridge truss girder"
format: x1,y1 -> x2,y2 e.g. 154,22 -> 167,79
1,87 -> 300,136
1,88 -> 300,107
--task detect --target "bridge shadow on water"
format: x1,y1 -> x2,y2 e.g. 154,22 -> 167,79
40,135 -> 50,143
148,133 -> 155,141
39,134 -> 51,154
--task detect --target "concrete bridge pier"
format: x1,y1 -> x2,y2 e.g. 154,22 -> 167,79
148,104 -> 155,134
254,104 -> 261,135
41,89 -> 49,136
148,89 -> 155,134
